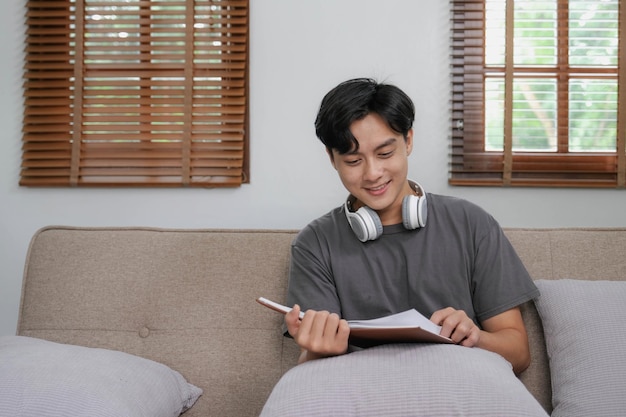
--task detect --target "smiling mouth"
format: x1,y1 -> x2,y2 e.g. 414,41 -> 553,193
366,181 -> 390,195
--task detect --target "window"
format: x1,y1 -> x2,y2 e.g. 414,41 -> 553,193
450,0 -> 625,187
21,0 -> 249,187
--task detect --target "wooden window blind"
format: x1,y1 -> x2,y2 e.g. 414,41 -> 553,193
450,0 -> 626,188
22,0 -> 249,187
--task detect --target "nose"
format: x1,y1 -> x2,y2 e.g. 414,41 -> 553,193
362,157 -> 383,182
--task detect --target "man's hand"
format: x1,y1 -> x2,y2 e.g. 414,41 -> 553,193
430,307 -> 480,347
430,306 -> 531,375
285,305 -> 350,363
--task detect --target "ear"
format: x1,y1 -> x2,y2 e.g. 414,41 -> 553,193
326,147 -> 338,170
405,129 -> 414,156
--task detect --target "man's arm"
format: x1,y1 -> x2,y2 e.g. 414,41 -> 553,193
430,306 -> 530,375
285,304 -> 351,364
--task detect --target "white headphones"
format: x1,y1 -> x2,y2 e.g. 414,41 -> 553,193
344,180 -> 428,242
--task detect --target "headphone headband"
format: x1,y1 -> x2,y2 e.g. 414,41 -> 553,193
408,180 -> 425,198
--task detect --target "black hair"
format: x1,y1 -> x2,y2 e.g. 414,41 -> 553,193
314,78 -> 415,154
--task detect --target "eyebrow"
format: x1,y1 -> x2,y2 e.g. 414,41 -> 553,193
346,138 -> 397,155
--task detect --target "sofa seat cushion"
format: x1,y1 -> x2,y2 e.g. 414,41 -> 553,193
260,343 -> 547,417
0,336 -> 202,417
534,279 -> 626,417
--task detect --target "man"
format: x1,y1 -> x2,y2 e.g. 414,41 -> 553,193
284,78 -> 539,375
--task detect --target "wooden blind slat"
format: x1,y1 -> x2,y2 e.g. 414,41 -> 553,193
23,143 -> 244,154
21,0 -> 249,187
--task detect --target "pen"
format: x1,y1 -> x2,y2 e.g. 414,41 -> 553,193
257,297 -> 306,320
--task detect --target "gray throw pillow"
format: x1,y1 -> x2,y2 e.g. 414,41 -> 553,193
534,279 -> 626,417
261,343 -> 547,417
0,336 -> 202,417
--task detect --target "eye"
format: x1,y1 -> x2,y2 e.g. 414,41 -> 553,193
344,158 -> 361,166
379,150 -> 394,158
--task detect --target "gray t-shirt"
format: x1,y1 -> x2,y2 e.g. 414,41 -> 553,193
286,193 -> 539,326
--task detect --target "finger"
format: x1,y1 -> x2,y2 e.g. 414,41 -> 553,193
285,305 -> 302,336
450,319 -> 474,344
438,309 -> 470,340
324,312 -> 341,338
304,311 -> 334,353
460,325 -> 480,347
286,304 -> 301,322
440,319 -> 458,339
439,314 -> 462,339
319,313 -> 349,355
337,319 -> 351,341
430,307 -> 455,327
309,310 -> 331,338
450,325 -> 468,344
294,309 -> 317,345
332,319 -> 351,355
430,310 -> 445,326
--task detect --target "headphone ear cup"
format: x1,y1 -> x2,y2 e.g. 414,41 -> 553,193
347,206 -> 383,242
402,194 -> 427,230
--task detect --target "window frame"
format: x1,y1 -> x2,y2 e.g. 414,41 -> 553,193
450,0 -> 626,188
21,0 -> 249,187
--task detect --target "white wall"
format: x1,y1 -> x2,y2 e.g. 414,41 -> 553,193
1,0 -> 624,336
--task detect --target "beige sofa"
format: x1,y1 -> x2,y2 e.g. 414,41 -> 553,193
14,226 -> 626,416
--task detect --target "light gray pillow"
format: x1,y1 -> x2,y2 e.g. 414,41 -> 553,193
0,336 -> 202,417
534,279 -> 626,417
260,343 -> 547,417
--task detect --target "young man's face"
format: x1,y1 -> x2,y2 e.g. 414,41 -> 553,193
329,112 -> 414,226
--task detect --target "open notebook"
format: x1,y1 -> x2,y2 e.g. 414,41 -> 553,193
257,297 -> 452,344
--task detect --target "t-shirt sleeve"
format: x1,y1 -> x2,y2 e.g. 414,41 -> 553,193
286,225 -> 342,315
470,213 -> 540,322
